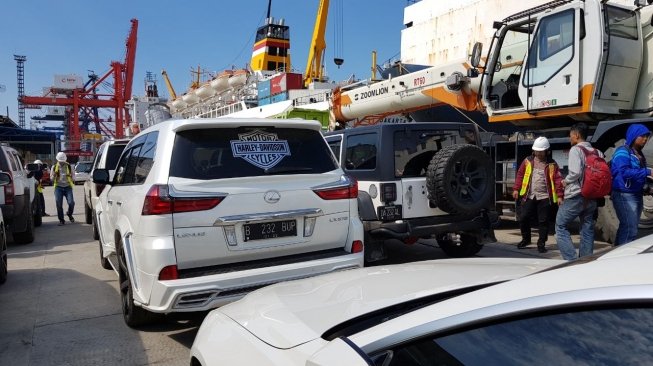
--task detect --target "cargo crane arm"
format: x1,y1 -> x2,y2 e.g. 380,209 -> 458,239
122,19 -> 138,102
304,0 -> 329,88
161,70 -> 177,100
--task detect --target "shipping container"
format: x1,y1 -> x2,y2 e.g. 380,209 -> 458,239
258,96 -> 271,106
257,79 -> 271,99
270,73 -> 303,94
54,74 -> 83,90
270,92 -> 289,104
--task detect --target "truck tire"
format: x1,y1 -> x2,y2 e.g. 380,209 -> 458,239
426,144 -> 494,215
0,228 -> 7,284
117,240 -> 162,327
92,212 -> 100,241
437,233 -> 483,257
13,204 -> 35,245
364,231 -> 387,264
99,242 -> 112,270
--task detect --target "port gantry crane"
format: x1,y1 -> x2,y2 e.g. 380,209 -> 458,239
21,19 -> 139,149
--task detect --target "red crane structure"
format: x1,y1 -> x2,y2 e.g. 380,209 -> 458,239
21,19 -> 138,151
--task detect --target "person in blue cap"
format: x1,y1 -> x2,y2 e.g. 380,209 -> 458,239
610,123 -> 652,245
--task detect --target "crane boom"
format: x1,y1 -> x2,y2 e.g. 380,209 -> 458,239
161,70 -> 177,100
304,0 -> 329,88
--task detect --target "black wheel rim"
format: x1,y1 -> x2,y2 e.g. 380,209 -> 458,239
448,157 -> 488,203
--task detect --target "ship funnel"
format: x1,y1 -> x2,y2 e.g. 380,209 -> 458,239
266,17 -> 274,25
278,18 -> 285,26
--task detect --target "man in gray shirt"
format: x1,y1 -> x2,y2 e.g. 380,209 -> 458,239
555,123 -> 601,260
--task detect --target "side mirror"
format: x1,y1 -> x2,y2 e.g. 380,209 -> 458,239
470,42 -> 483,68
25,163 -> 40,172
92,169 -> 110,185
0,172 -> 11,186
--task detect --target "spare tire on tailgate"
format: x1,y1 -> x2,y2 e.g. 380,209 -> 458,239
426,144 -> 494,215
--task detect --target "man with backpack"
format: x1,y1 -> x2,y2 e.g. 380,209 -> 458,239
556,123 -> 609,260
610,124 -> 652,246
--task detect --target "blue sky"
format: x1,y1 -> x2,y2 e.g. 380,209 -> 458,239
0,0 -> 406,127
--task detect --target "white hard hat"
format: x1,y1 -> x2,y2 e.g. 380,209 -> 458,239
56,152 -> 67,162
532,136 -> 550,151
34,159 -> 42,164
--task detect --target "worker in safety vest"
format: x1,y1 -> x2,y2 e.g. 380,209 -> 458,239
512,136 -> 564,253
33,160 -> 48,216
53,152 -> 75,226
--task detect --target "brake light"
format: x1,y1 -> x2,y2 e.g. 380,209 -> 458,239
4,171 -> 13,205
158,265 -> 179,280
351,240 -> 363,253
313,177 -> 358,200
142,185 -> 224,215
380,183 -> 397,203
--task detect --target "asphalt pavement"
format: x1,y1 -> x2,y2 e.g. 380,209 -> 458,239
0,185 -> 613,366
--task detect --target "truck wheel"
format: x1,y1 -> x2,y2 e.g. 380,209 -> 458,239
85,201 -> 92,225
117,240 -> 162,327
426,144 -> 494,215
437,233 -> 483,257
364,231 -> 387,264
13,204 -> 35,245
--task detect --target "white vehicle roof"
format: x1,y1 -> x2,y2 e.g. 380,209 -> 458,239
141,117 -> 324,135
220,257 -> 562,349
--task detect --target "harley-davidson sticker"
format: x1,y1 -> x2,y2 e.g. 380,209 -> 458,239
230,129 -> 290,169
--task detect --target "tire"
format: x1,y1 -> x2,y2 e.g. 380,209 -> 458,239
92,212 -> 100,241
85,200 -> 93,225
0,228 -> 7,285
13,203 -> 35,244
426,144 -> 494,215
99,242 -> 112,270
117,241 -> 161,327
33,200 -> 42,227
363,231 -> 386,264
437,233 -> 483,258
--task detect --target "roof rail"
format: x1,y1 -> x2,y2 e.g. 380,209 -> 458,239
503,0 -> 575,23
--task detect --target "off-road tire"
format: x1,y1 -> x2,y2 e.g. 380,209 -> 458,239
363,231 -> 387,264
118,240 -> 162,327
426,144 -> 494,215
85,201 -> 92,225
13,204 -> 35,244
437,233 -> 483,257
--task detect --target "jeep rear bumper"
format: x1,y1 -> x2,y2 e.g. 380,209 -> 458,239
365,209 -> 499,244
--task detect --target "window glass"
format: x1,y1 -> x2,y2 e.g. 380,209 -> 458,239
345,133 -> 377,170
525,9 -> 574,86
373,306 -> 653,366
106,144 -> 127,170
93,144 -> 105,169
134,132 -> 158,184
7,152 -> 17,171
607,6 -> 638,40
170,127 -> 338,180
394,129 -> 475,178
327,137 -> 342,163
114,135 -> 146,185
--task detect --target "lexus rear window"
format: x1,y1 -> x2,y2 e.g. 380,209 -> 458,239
170,127 -> 339,179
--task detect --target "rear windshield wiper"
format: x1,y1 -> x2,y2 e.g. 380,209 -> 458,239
263,167 -> 313,175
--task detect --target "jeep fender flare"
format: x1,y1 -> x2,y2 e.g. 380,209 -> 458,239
357,190 -> 377,221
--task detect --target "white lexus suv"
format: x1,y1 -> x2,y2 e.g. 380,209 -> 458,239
92,118 -> 364,327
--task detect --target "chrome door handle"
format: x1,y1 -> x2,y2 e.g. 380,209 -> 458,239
116,201 -> 122,206
108,200 -> 113,205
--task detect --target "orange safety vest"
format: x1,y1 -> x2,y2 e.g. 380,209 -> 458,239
519,159 -> 559,203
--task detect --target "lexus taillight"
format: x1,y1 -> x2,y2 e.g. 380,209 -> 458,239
313,177 -> 358,200
142,185 -> 224,215
158,265 -> 179,280
351,240 -> 363,253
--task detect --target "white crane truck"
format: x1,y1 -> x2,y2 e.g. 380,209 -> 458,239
331,0 -> 653,243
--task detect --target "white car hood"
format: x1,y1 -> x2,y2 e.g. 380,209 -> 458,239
221,257 -> 562,349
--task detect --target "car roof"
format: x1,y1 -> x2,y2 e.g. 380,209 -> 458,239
140,118 -> 323,136
220,257 -> 561,349
353,250 -> 653,352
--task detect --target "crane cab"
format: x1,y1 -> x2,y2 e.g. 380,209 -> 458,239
476,0 -> 647,125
